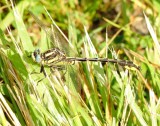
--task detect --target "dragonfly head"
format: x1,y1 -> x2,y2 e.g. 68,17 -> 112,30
32,49 -> 42,63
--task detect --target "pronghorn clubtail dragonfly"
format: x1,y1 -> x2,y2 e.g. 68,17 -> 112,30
30,11 -> 140,77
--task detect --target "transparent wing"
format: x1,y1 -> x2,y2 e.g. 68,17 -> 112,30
29,11 -> 55,47
29,11 -> 76,56
50,24 -> 75,56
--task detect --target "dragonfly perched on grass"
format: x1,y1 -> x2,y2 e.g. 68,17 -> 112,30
29,11 -> 140,78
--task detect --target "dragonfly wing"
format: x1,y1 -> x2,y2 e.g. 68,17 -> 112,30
29,11 -> 56,48
50,24 -> 77,56
29,11 -> 77,57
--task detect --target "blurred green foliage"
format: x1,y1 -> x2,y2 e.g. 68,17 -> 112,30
0,0 -> 160,126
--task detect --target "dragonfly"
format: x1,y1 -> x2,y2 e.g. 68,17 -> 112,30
30,11 -> 140,77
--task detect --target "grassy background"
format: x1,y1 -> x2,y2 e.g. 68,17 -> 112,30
0,0 -> 160,126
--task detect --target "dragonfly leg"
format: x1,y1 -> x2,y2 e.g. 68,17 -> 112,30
30,65 -> 46,76
30,65 -> 40,75
40,65 -> 47,77
71,60 -> 75,65
30,72 -> 46,84
50,65 -> 66,73
30,65 -> 47,84
50,65 -> 67,80
37,77 -> 45,84
36,65 -> 48,84
30,71 -> 40,75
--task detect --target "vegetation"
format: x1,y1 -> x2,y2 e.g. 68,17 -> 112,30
0,0 -> 160,126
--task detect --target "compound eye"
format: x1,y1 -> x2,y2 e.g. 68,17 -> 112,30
37,49 -> 40,54
33,51 -> 36,57
33,49 -> 40,57
32,49 -> 42,63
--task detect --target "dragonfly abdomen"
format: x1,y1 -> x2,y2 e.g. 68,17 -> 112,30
65,57 -> 140,70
